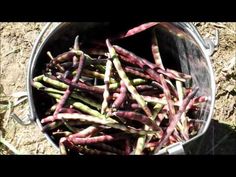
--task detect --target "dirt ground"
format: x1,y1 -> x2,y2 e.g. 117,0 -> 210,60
0,22 -> 235,155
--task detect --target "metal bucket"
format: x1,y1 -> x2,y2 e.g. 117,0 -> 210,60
26,22 -> 217,154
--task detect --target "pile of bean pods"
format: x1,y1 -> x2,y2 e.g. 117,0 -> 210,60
32,22 -> 207,155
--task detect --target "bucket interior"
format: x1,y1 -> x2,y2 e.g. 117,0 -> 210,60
28,22 -> 214,148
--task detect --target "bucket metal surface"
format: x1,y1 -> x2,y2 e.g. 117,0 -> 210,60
26,22 -> 216,154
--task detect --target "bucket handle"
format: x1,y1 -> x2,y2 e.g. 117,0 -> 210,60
183,23 -> 219,56
11,112 -> 32,126
10,93 -> 32,126
155,142 -> 186,155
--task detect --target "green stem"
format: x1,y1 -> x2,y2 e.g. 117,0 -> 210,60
95,78 -> 147,90
134,103 -> 163,155
80,69 -> 117,84
47,92 -> 107,120
151,30 -> 164,69
101,59 -> 113,114
106,39 -> 152,119
32,81 -> 101,110
176,80 -> 188,140
42,76 -> 68,90
33,75 -> 44,82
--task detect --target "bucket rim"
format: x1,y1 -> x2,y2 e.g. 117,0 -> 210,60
26,22 -> 216,154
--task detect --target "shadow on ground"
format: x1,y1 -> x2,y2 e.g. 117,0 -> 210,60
185,119 -> 236,154
0,113 -> 10,154
0,113 -> 6,135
